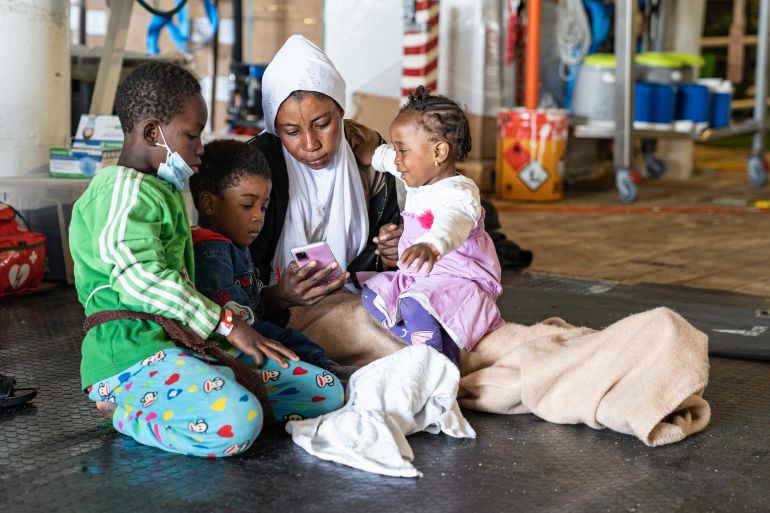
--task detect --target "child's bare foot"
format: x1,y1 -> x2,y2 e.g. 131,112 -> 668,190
96,400 -> 117,420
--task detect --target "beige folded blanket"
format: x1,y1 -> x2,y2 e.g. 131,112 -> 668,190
290,291 -> 711,447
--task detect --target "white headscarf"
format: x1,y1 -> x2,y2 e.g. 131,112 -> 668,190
262,35 -> 369,279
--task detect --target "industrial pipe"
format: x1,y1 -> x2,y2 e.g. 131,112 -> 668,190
525,0 -> 541,109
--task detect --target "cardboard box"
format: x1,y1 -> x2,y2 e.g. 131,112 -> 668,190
352,92 -> 400,139
352,92 -> 497,160
466,113 -> 497,161
49,146 -> 120,178
72,114 -> 124,150
456,159 -> 496,193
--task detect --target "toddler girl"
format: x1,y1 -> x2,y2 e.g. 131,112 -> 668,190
360,86 -> 504,366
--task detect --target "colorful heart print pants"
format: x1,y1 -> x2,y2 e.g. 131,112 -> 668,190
87,348 -> 344,457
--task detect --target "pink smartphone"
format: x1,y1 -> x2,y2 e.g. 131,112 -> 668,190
290,242 -> 344,284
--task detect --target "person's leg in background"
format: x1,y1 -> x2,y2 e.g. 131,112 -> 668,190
481,198 -> 533,270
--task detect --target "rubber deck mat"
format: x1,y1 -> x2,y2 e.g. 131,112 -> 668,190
1,276 -> 769,513
499,273 -> 770,361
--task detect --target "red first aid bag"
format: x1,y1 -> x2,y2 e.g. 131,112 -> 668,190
0,202 -> 46,297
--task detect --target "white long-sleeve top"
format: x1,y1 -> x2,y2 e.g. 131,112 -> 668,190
372,144 -> 481,257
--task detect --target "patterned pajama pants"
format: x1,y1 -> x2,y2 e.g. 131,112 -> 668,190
361,285 -> 460,366
87,348 -> 344,458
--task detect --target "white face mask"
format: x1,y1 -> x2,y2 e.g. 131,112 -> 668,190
154,124 -> 194,191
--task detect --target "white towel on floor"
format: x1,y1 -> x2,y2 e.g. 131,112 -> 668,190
285,345 -> 476,477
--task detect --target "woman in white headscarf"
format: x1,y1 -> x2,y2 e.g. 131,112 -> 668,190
249,35 -> 532,323
249,35 -> 402,321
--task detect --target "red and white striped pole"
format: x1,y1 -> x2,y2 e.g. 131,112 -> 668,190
402,0 -> 440,103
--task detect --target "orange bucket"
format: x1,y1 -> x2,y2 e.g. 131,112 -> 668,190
496,108 -> 568,201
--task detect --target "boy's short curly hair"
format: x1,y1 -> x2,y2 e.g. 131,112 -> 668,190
115,61 -> 201,133
189,140 -> 271,211
399,85 -> 472,161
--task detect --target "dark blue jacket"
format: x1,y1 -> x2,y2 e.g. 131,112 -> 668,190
192,228 -> 265,320
192,227 -> 330,369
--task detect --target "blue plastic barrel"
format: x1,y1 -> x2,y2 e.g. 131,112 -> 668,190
651,84 -> 676,124
675,84 -> 711,123
636,82 -> 675,124
711,92 -> 732,128
635,82 -> 654,122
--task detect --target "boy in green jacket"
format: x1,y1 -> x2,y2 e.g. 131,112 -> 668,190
69,62 -> 343,458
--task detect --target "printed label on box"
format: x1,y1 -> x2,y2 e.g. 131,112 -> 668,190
73,115 -> 124,149
49,147 -> 119,178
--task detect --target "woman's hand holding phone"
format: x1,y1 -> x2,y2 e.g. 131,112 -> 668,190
274,260 -> 348,307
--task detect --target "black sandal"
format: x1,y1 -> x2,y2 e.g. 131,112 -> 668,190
0,374 -> 37,409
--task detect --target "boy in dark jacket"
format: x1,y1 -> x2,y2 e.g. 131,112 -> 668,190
190,139 -> 334,371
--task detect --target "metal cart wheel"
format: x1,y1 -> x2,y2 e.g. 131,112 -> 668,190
644,154 -> 667,178
641,140 -> 666,178
616,169 -> 640,204
748,156 -> 769,188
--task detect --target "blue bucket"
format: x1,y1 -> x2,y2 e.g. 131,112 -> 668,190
675,84 -> 711,123
635,82 -> 675,125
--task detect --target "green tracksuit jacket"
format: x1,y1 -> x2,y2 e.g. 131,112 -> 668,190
70,165 -> 221,390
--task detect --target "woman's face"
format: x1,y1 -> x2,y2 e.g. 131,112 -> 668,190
274,92 -> 343,170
